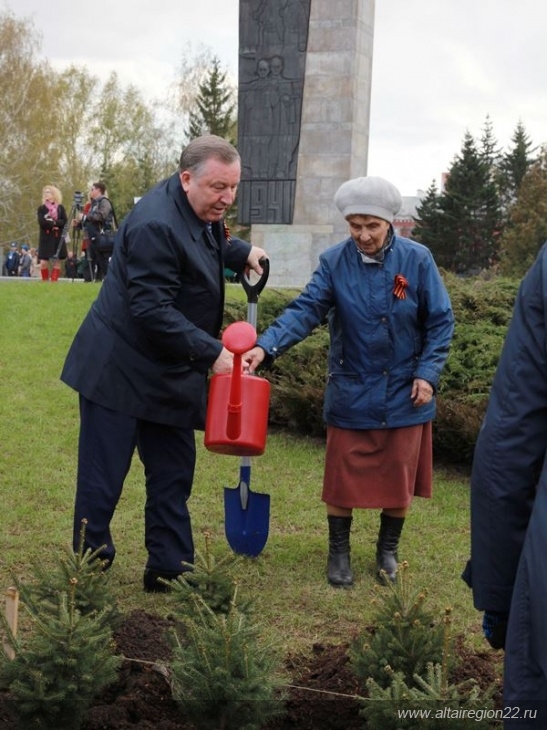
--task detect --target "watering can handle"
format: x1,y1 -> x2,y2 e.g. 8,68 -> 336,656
240,257 -> 270,304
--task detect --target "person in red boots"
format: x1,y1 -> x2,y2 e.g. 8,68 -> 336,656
37,185 -> 68,281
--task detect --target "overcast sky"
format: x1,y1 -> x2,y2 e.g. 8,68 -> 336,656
3,0 -> 546,196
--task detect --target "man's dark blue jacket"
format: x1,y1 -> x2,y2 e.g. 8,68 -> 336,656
61,173 -> 251,429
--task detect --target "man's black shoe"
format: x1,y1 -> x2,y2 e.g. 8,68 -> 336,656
143,569 -> 180,593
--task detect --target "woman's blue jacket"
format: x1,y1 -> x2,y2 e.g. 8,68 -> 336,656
257,234 -> 454,429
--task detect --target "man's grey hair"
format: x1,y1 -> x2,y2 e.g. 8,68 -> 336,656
179,135 -> 240,175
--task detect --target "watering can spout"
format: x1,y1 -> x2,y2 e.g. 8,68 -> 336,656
226,357 -> 243,440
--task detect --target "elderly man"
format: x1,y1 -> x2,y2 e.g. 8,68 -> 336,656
62,135 -> 267,592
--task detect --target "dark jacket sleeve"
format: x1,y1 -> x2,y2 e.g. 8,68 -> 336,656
224,234 -> 252,274
37,205 -> 56,232
465,244 -> 547,611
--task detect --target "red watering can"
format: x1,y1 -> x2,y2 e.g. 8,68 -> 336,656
204,320 -> 270,456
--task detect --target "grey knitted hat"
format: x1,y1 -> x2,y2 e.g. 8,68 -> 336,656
334,176 -> 402,222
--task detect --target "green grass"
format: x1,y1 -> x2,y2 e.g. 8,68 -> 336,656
0,278 -> 483,657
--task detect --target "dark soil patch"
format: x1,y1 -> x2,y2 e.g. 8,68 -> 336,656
0,609 -> 503,729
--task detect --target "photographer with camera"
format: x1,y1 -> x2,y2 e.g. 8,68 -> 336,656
76,182 -> 114,282
37,185 -> 68,281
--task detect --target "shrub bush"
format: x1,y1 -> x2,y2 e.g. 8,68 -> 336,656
350,563 -> 446,690
434,273 -> 518,462
362,663 -> 497,730
167,537 -> 286,730
354,564 -> 498,729
0,525 -> 121,730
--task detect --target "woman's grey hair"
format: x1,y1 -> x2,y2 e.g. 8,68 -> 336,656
179,135 -> 240,175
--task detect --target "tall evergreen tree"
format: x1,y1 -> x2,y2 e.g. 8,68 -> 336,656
437,131 -> 502,273
499,147 -> 547,277
479,114 -> 502,170
412,181 -> 448,263
498,120 -> 536,212
187,56 -> 236,143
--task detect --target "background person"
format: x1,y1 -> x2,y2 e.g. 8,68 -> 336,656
64,250 -> 79,279
463,243 -> 547,726
61,135 -> 267,593
79,197 -> 93,281
18,244 -> 33,277
37,185 -> 68,281
4,242 -> 20,276
244,176 -> 454,588
76,182 -> 114,282
29,247 -> 40,277
72,194 -> 94,282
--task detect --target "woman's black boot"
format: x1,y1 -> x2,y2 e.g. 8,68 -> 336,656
376,513 -> 405,583
327,515 -> 353,587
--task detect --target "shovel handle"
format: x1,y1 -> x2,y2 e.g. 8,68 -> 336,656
240,257 -> 270,304
239,462 -> 251,510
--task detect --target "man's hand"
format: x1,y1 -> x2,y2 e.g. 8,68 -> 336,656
245,246 -> 268,276
211,347 -> 234,375
243,346 -> 266,374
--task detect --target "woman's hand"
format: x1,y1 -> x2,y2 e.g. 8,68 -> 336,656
411,378 -> 434,407
243,346 -> 266,374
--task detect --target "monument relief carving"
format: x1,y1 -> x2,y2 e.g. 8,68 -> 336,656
238,0 -> 311,225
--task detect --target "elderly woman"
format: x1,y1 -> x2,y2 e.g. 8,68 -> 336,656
37,185 -> 68,281
244,176 -> 454,587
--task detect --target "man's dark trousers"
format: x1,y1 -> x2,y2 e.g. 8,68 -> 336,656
74,395 -> 196,573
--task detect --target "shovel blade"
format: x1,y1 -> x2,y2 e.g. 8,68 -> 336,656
224,486 -> 270,557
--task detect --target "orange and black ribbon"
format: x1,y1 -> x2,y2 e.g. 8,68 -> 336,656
223,221 -> 231,242
393,274 -> 408,300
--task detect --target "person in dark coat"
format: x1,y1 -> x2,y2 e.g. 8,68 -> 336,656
4,242 -> 20,276
37,184 -> 68,281
61,135 -> 267,593
463,242 -> 547,727
19,244 -> 33,277
76,181 -> 114,282
244,176 -> 454,588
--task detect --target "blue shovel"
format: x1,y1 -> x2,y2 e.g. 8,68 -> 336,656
224,259 -> 270,557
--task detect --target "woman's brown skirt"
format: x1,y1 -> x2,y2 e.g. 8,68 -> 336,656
322,422 -> 433,509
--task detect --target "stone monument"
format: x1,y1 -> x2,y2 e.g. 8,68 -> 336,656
237,0 -> 376,287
